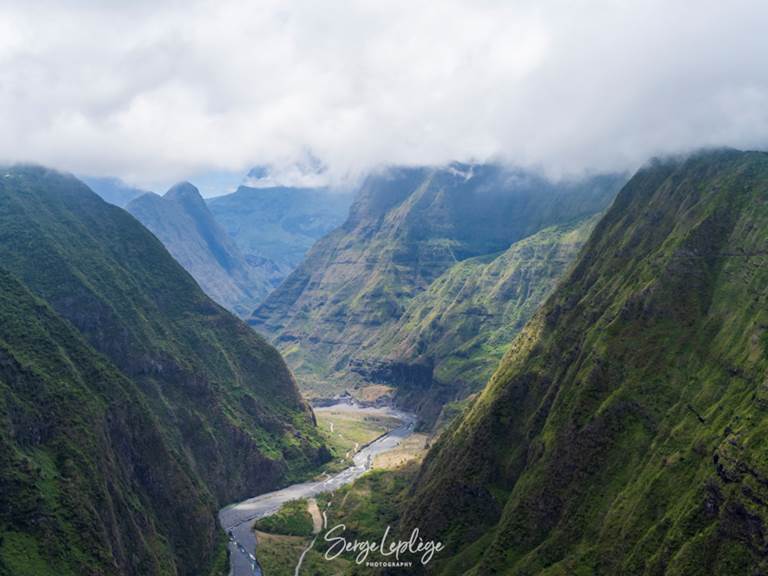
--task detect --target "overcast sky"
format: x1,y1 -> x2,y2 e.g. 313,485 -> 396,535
0,0 -> 767,192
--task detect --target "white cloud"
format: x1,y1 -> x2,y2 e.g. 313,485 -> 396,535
0,0 -> 766,189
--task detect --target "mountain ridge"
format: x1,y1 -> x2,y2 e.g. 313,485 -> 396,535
207,183 -> 354,284
404,149 -> 768,575
80,175 -> 148,207
0,165 -> 327,575
127,181 -> 272,316
250,164 -> 625,408
354,214 -> 600,424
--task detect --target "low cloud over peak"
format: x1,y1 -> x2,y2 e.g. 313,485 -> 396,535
0,0 -> 766,188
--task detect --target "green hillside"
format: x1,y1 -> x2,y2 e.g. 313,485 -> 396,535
0,166 -> 327,575
405,150 -> 768,575
251,164 -> 622,404
0,269 -> 204,576
358,216 -> 598,424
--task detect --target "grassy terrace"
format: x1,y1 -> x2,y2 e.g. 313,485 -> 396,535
254,465 -> 422,576
253,403 -> 430,575
313,406 -> 402,472
253,499 -> 315,537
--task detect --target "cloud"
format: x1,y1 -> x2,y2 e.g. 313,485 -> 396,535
0,0 -> 766,189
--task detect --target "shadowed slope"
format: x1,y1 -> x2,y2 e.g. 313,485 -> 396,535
127,182 -> 271,316
0,166 -> 327,575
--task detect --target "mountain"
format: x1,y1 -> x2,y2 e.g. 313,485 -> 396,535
127,182 -> 272,317
0,166 -> 327,576
250,164 -> 624,404
206,183 -> 354,280
358,215 -> 599,424
405,150 -> 768,575
80,176 -> 147,207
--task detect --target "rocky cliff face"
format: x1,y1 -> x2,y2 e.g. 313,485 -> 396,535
358,215 -> 599,425
405,150 -> 768,575
250,164 -> 623,405
0,166 -> 327,576
127,182 -> 272,316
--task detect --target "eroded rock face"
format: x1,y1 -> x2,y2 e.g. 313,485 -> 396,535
406,150 -> 768,575
250,164 -> 623,406
359,215 -> 601,418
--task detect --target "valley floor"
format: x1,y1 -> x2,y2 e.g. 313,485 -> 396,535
219,401 -> 422,576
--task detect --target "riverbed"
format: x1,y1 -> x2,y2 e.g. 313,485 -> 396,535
218,402 -> 417,576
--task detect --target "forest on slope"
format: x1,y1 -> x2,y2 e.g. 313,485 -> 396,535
0,167 -> 328,576
406,150 -> 768,575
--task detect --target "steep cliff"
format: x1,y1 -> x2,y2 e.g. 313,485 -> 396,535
406,150 -> 768,575
251,164 -> 622,403
0,166 -> 327,576
359,215 -> 598,423
127,182 -> 271,316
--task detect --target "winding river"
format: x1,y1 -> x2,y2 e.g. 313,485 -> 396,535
218,402 -> 417,576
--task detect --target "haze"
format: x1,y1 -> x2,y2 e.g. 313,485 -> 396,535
0,0 -> 766,189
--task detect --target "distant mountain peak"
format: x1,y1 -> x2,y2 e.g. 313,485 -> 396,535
127,181 -> 273,316
164,180 -> 202,201
131,190 -> 161,202
206,182 -> 354,283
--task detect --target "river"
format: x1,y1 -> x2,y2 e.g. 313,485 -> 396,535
218,402 -> 417,576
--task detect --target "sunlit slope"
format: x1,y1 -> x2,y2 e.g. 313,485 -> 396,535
407,150 -> 768,575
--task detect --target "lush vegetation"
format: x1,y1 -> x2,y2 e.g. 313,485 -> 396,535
253,532 -> 322,576
251,164 -> 623,410
253,466 -> 419,576
365,215 -> 599,426
406,150 -> 768,574
320,466 -> 417,544
254,499 -> 314,537
0,166 -> 328,575
315,407 -> 402,469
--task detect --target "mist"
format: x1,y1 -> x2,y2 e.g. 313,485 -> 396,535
0,0 -> 766,188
